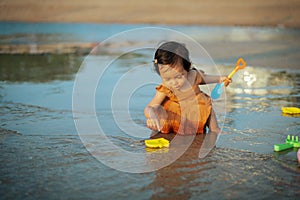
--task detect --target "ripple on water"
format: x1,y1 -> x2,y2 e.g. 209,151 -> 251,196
1,44 -> 300,198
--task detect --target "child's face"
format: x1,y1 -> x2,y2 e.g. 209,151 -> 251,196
158,63 -> 188,91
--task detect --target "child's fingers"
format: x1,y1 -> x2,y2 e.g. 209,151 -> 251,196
147,119 -> 161,131
224,77 -> 232,87
146,119 -> 154,129
154,120 -> 161,131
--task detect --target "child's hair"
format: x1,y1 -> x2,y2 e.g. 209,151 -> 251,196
153,41 -> 191,74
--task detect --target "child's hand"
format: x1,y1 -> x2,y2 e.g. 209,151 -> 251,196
146,107 -> 162,131
220,76 -> 232,87
146,118 -> 161,131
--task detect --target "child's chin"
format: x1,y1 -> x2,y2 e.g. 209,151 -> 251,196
173,86 -> 181,91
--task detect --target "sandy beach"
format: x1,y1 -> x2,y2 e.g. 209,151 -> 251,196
1,0 -> 300,27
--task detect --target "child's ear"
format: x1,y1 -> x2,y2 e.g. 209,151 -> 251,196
154,64 -> 160,75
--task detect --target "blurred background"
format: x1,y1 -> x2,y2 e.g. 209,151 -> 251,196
1,0 -> 300,68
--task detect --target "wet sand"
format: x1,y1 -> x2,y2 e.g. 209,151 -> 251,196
1,34 -> 299,69
1,0 -> 300,27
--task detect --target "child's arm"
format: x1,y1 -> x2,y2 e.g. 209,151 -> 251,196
144,91 -> 166,131
196,70 -> 232,86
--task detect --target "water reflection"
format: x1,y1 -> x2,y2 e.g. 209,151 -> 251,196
0,54 -> 82,82
225,67 -> 299,98
147,133 -> 300,199
217,66 -> 300,154
149,133 -> 208,199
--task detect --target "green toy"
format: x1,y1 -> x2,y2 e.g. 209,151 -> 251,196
286,135 -> 300,147
274,135 -> 300,152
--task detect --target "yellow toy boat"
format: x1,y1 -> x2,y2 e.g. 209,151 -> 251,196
144,138 -> 170,148
281,107 -> 300,114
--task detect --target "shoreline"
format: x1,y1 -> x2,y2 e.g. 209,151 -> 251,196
0,43 -> 96,55
1,0 -> 300,70
2,19 -> 298,29
1,42 -> 299,70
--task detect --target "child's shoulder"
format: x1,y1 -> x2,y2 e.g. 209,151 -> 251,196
189,68 -> 205,85
188,68 -> 198,84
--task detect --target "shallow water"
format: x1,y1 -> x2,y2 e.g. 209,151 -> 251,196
1,23 -> 300,199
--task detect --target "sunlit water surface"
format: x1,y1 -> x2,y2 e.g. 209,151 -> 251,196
0,23 -> 299,199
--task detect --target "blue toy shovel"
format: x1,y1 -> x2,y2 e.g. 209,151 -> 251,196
211,58 -> 246,99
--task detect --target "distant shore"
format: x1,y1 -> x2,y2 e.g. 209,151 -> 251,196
1,0 -> 300,28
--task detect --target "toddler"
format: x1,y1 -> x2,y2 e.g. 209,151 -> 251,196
144,41 -> 231,134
